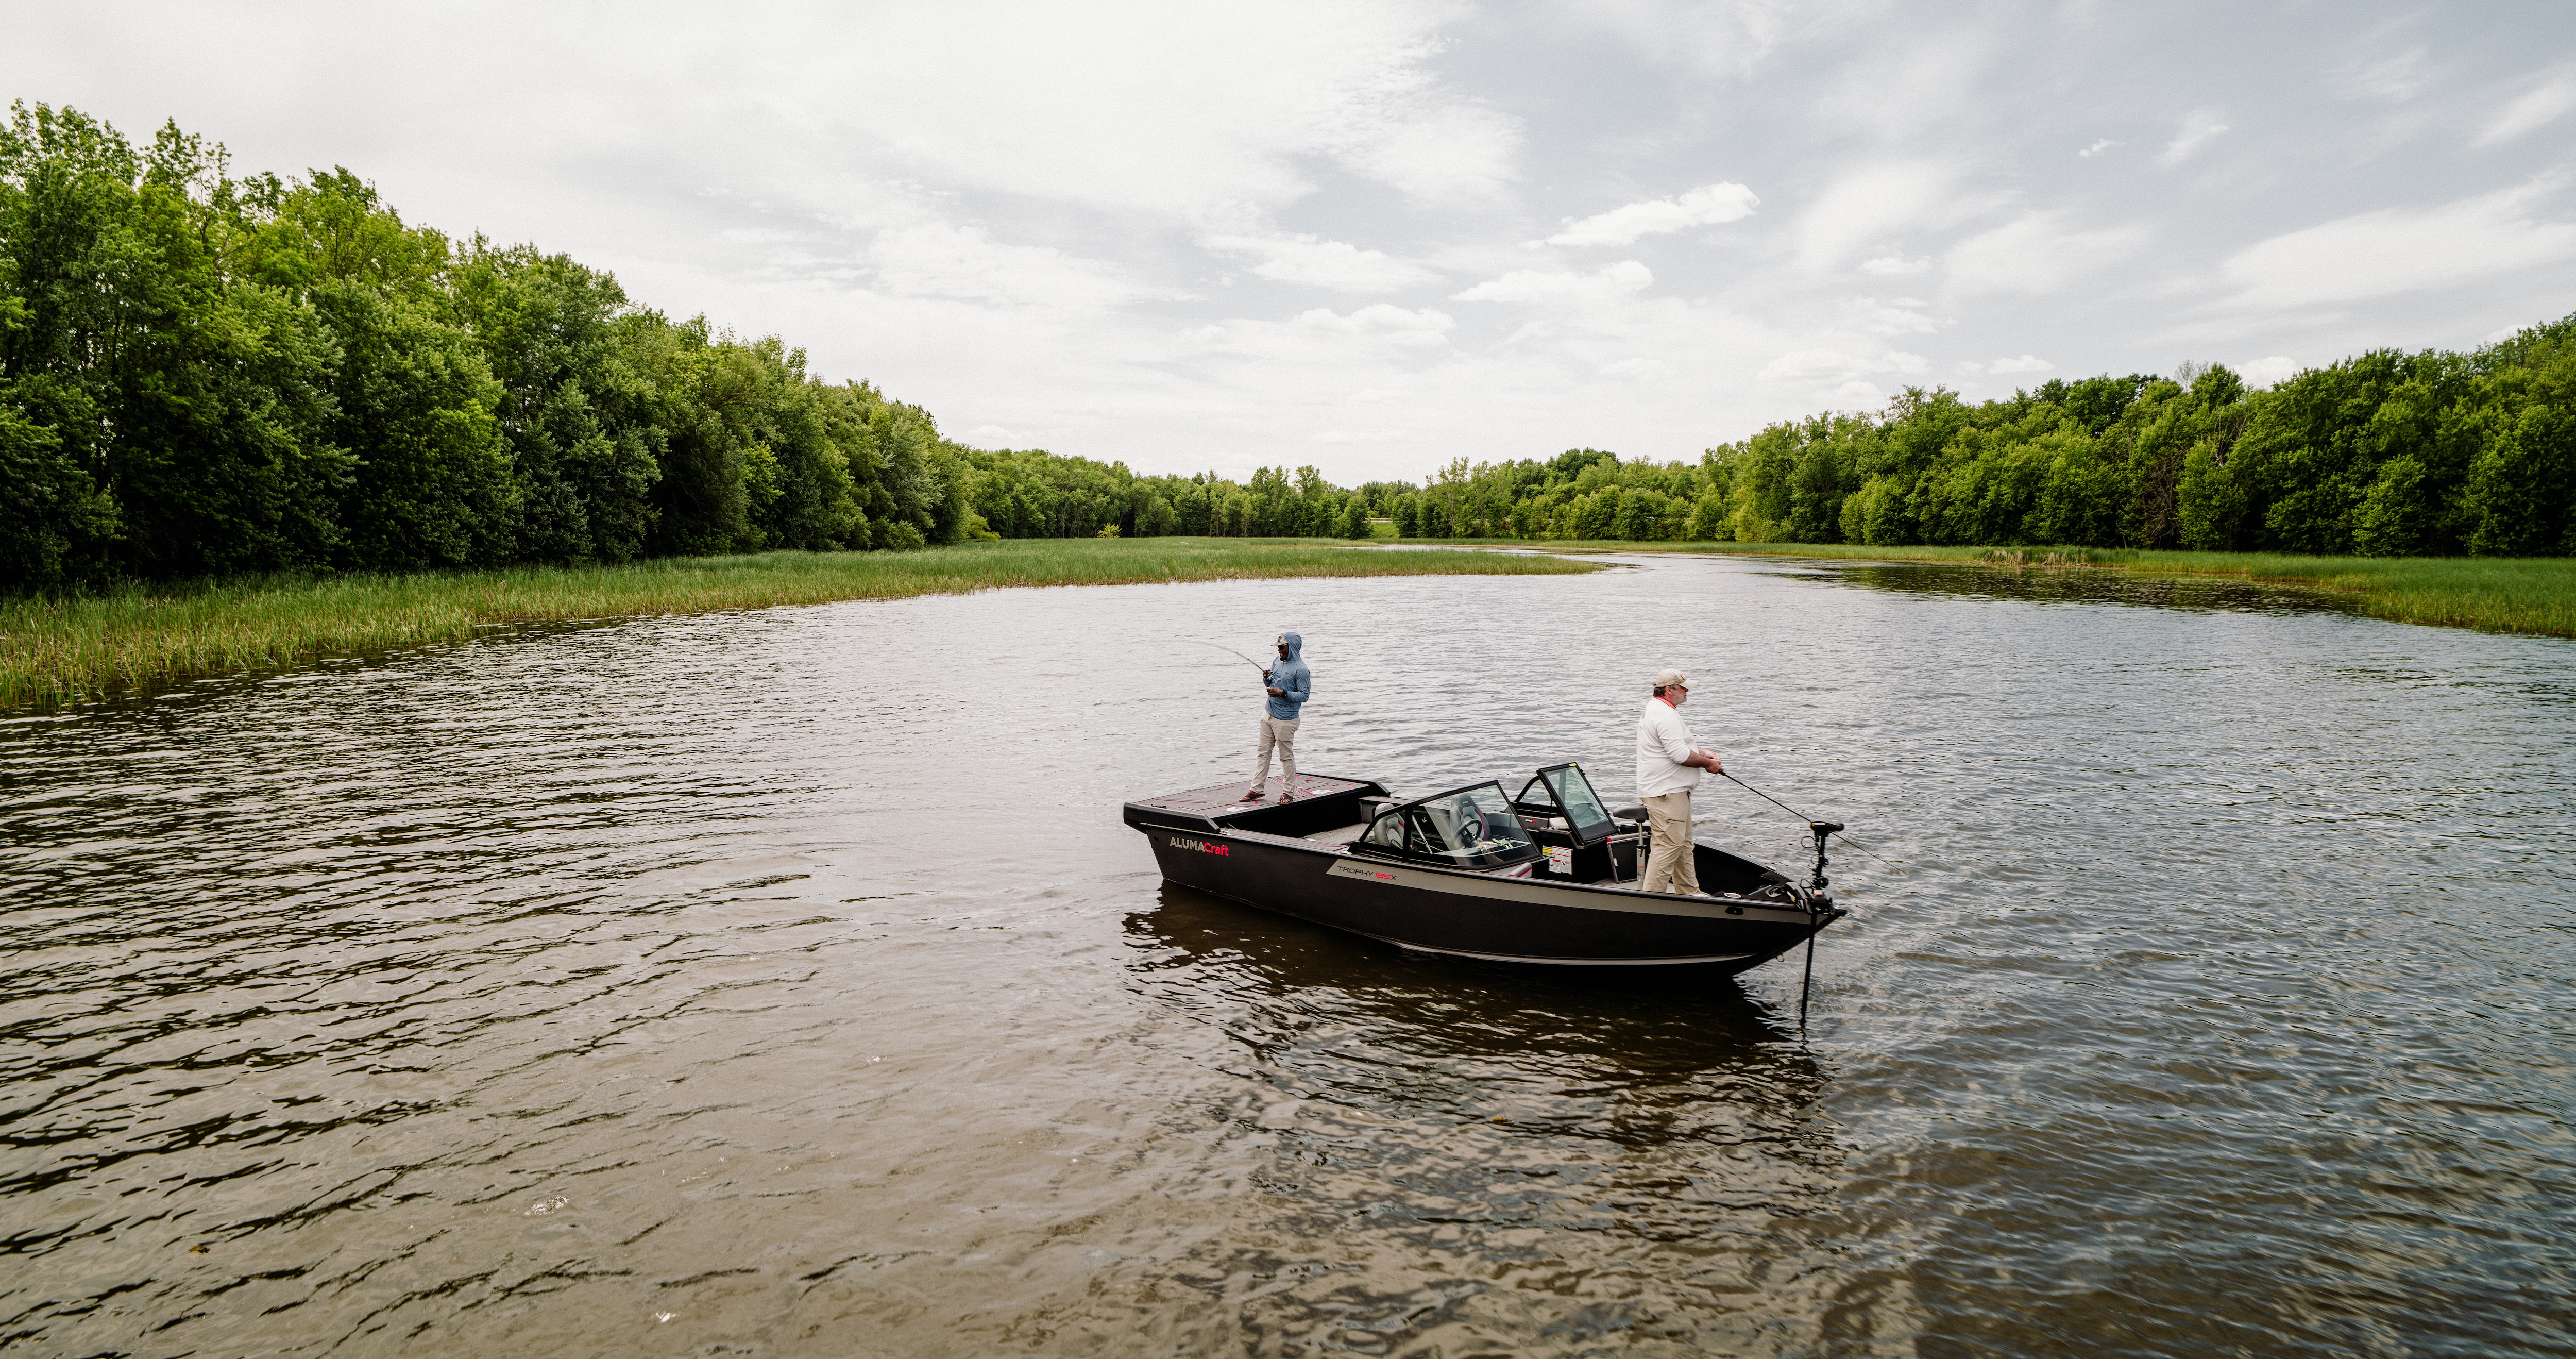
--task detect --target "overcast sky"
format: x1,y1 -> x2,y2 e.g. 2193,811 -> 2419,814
11,1 -> 2576,483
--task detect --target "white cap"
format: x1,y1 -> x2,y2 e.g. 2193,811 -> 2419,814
1652,668 -> 1689,689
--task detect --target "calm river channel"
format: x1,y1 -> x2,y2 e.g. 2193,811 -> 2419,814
5,553 -> 2572,1357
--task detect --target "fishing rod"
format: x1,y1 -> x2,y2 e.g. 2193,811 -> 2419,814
1176,638 -> 1271,672
1717,770 -> 1897,869
1709,768 -> 1885,1031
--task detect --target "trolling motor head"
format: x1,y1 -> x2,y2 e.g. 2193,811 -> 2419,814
1807,821 -> 1843,891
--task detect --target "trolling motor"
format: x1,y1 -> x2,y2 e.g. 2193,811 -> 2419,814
1808,821 -> 1842,892
1796,820 -> 1843,1028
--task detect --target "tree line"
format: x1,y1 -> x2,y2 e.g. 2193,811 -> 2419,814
3,102 -> 981,589
0,102 -> 1403,590
1351,320 -> 2572,557
8,100 -> 2569,591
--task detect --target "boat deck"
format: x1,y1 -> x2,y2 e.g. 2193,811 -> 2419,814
1128,775 -> 1373,823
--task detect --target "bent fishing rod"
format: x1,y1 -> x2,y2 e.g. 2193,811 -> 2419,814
1708,768 -> 1886,1030
1717,770 -> 1897,870
1177,638 -> 1271,672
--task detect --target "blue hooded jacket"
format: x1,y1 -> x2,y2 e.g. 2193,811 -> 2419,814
1264,632 -> 1311,720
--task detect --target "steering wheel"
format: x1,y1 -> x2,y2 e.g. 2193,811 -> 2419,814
1459,809 -> 1488,845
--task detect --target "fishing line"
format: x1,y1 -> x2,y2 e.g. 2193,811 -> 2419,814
1718,770 -> 1899,869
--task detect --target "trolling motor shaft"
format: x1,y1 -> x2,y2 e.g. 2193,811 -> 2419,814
1808,821 -> 1843,892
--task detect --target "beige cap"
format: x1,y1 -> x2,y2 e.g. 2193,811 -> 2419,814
1653,668 -> 1689,689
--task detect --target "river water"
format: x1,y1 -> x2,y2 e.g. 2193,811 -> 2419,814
4,553 -> 2571,1357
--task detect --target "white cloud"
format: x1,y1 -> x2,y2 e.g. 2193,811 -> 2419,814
1323,100 -> 1526,207
2236,356 -> 2301,387
1758,347 -> 1927,384
2336,43 -> 2432,102
1848,297 -> 1940,334
868,222 -> 1148,309
807,2 -> 1522,214
2475,66 -> 2576,147
1946,213 -> 2149,294
1860,255 -> 1931,275
1563,0 -> 1879,78
1452,260 -> 1653,304
1290,304 -> 1456,347
1175,303 -> 1458,363
1202,233 -> 1439,293
1601,356 -> 1673,379
2157,109 -> 2229,167
1542,182 -> 1760,246
1817,28 -> 1995,138
2079,139 -> 2120,158
1312,428 -> 1414,443
2219,181 -> 2576,311
1793,161 -> 1979,272
1979,355 -> 2054,374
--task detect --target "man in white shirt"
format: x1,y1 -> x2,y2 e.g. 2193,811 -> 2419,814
1634,668 -> 1724,894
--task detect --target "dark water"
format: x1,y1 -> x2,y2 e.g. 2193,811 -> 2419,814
5,555 -> 2572,1356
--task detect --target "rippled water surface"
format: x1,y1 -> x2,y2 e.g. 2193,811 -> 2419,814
6,555 -> 2573,1356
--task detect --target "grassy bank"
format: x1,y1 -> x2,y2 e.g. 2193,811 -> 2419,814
1394,537 -> 2576,639
1,538 -> 1597,710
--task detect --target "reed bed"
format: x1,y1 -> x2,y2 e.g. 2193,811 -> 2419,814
1,538 -> 1596,710
1403,537 -> 2576,639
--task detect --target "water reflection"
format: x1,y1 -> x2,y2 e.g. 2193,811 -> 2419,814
1825,560 -> 2360,617
1129,882 -> 1823,1111
1120,885 -> 1850,1351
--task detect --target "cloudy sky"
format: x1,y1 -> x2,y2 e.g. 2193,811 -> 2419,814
11,1 -> 2575,483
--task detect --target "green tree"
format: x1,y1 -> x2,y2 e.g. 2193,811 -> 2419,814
448,242 -> 660,563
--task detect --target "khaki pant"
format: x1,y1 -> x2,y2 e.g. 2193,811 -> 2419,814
1251,715 -> 1300,792
1641,790 -> 1701,894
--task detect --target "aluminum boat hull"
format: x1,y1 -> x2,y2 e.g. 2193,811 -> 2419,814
1124,774 -> 1842,970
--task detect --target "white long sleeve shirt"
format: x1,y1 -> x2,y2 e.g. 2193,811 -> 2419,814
1635,697 -> 1703,798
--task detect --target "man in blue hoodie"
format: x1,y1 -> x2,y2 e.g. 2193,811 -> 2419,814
1242,631 -> 1312,802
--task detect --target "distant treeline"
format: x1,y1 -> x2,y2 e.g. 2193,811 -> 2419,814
1365,320 -> 2574,557
8,100 -> 2569,591
1700,328 -> 2574,556
975,308 -> 2575,557
965,450 -> 1392,541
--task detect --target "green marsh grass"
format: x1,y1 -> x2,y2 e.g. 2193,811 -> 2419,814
1,538 -> 1596,710
1388,537 -> 2576,639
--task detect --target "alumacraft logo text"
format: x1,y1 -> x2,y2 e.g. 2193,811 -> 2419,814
1170,835 -> 1229,857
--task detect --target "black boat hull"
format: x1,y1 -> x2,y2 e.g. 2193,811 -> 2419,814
1127,774 -> 1839,971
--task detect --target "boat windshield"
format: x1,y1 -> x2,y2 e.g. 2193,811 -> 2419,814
1516,762 -> 1615,846
1360,783 -> 1540,869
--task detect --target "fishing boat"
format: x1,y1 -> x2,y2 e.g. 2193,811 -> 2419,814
1122,762 -> 1848,970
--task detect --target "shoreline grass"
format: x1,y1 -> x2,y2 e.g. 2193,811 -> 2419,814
0,538 -> 1597,711
1394,536 -> 2576,639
